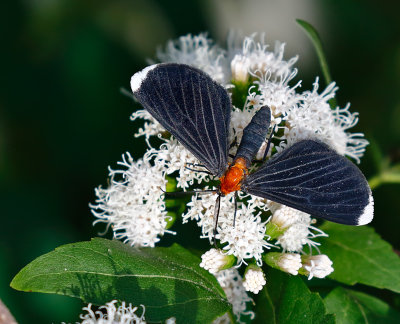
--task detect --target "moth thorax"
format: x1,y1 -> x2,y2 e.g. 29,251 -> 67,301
219,157 -> 248,196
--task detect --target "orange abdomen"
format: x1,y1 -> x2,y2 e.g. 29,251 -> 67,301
219,157 -> 248,196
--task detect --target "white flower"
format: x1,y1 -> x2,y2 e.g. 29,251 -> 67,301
276,222 -> 328,253
270,204 -> 311,231
231,35 -> 298,81
155,33 -> 227,83
184,193 -> 273,266
273,208 -> 328,253
301,254 -> 334,280
155,138 -> 211,190
78,300 -> 146,324
91,152 -> 174,247
200,248 -> 236,274
130,109 -> 164,141
277,253 -> 302,275
231,54 -> 251,83
214,269 -> 254,323
182,191 -> 233,242
217,202 -> 272,266
264,252 -> 302,275
243,267 -> 266,294
284,78 -> 368,163
255,68 -> 302,118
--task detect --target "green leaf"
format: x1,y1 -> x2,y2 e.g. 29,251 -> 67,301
254,269 -> 335,324
296,19 -> 336,109
11,238 -> 231,323
319,223 -> 400,292
325,287 -> 400,324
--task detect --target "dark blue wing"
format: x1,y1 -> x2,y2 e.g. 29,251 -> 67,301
131,63 -> 231,177
242,140 -> 373,225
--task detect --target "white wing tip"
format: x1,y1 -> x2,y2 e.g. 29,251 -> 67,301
130,64 -> 159,93
357,193 -> 374,225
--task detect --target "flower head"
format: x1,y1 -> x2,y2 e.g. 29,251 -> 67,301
214,269 -> 254,323
155,33 -> 227,83
79,300 -> 145,324
300,254 -> 334,280
90,152 -> 173,247
272,206 -> 328,253
243,266 -> 266,294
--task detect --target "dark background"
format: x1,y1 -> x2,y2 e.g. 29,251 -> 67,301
1,0 -> 399,322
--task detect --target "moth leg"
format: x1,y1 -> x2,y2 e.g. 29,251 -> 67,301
213,194 -> 221,247
163,189 -> 215,198
233,191 -> 238,227
263,125 -> 276,162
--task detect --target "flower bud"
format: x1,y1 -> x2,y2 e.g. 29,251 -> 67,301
231,54 -> 251,83
263,252 -> 301,275
243,265 -> 266,294
200,248 -> 236,274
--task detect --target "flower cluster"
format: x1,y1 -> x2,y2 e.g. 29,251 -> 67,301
78,300 -> 146,324
75,301 -> 175,324
91,33 -> 367,320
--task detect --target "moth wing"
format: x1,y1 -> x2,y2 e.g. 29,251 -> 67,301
131,63 -> 231,177
243,140 -> 373,225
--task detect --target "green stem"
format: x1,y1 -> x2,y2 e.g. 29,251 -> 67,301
368,168 -> 400,190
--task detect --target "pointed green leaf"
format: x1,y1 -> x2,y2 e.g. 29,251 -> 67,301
319,223 -> 400,292
296,19 -> 336,108
10,238 -> 231,323
325,287 -> 400,324
254,269 -> 335,324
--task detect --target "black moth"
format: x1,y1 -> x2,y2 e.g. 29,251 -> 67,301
130,63 -> 373,226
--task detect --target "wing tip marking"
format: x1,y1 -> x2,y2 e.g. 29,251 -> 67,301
357,192 -> 374,225
131,64 -> 159,93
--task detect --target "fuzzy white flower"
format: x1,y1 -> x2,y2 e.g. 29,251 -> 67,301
184,193 -> 273,265
155,33 -> 227,83
264,204 -> 328,253
155,138 -> 211,189
217,203 -> 271,266
285,78 -> 368,163
231,35 -> 299,81
200,248 -> 236,274
255,68 -> 302,118
276,220 -> 328,253
91,152 -> 173,247
270,204 -> 311,230
243,267 -> 266,294
182,191 -> 233,242
301,254 -> 334,280
214,269 -> 254,323
78,300 -> 146,324
131,109 -> 164,141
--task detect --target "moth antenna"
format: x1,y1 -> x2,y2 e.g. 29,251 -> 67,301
263,125 -> 276,162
